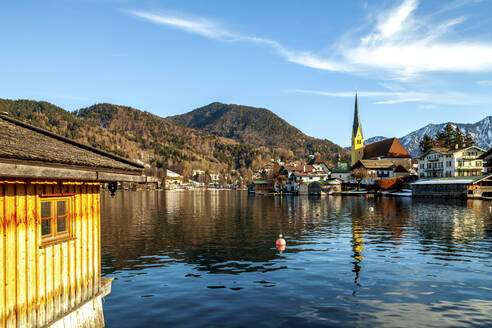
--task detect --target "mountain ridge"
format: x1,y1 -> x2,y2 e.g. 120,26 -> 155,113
0,98 -> 349,181
359,116 -> 492,157
166,102 -> 348,165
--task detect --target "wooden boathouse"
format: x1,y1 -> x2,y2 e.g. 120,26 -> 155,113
0,113 -> 151,327
411,175 -> 492,199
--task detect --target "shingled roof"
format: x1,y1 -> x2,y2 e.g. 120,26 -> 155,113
363,138 -> 411,159
0,113 -> 145,180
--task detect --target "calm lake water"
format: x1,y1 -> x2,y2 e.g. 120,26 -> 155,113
100,191 -> 492,328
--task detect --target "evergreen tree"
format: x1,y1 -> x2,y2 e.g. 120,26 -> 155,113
419,134 -> 434,153
452,128 -> 464,148
435,123 -> 456,148
464,130 -> 475,147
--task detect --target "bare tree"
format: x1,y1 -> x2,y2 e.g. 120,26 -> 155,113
351,168 -> 368,191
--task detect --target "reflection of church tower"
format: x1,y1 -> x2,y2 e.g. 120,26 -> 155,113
351,216 -> 364,287
351,92 -> 364,166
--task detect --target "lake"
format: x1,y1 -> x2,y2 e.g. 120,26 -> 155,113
100,191 -> 492,328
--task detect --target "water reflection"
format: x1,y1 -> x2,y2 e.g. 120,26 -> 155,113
100,191 -> 492,328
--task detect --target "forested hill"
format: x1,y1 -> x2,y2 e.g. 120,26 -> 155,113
166,102 -> 347,164
0,99 -> 348,181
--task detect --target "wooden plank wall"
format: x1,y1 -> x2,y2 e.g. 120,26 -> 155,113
0,179 -> 101,327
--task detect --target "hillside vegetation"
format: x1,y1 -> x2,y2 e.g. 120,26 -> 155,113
167,102 -> 347,165
0,99 -> 348,181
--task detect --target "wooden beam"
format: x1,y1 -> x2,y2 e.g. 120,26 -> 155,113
0,163 -> 146,183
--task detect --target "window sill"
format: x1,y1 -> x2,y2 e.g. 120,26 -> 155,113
40,237 -> 76,249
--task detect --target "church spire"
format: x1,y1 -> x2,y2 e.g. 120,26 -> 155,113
352,92 -> 362,138
351,91 -> 364,166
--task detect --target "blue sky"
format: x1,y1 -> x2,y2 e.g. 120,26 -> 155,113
1,0 -> 492,146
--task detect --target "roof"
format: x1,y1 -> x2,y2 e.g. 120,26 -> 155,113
363,138 -> 411,159
283,164 -> 315,172
394,164 -> 409,173
352,159 -> 396,170
308,157 -> 329,166
0,114 -> 145,181
352,93 -> 362,138
478,148 -> 492,160
293,171 -> 328,177
253,180 -> 274,184
423,145 -> 486,157
412,175 -> 489,185
166,169 -> 182,177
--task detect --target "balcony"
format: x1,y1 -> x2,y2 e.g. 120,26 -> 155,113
427,158 -> 439,161
456,166 -> 482,170
426,167 -> 443,171
461,155 -> 478,160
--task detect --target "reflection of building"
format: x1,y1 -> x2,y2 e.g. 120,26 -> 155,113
351,215 -> 364,287
0,114 -> 147,327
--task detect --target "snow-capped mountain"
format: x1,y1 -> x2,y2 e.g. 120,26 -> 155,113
364,116 -> 492,157
364,136 -> 388,145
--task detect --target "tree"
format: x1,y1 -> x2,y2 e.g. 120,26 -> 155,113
419,134 -> 434,154
435,123 -> 455,148
464,130 -> 475,147
452,128 -> 464,148
351,168 -> 368,191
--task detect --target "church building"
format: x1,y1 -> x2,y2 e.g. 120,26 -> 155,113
350,93 -> 412,174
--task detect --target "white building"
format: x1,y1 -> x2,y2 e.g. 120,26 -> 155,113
209,173 -> 220,182
419,146 -> 485,178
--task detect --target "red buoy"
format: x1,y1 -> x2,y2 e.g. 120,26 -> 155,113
276,234 -> 286,247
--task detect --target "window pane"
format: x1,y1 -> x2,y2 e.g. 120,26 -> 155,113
57,217 -> 67,233
42,219 -> 52,236
57,200 -> 67,216
41,202 -> 52,218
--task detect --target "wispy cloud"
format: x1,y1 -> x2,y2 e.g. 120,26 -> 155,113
343,0 -> 492,78
289,89 -> 492,106
124,9 -> 349,72
418,105 -> 438,109
477,80 -> 492,86
124,1 -> 492,78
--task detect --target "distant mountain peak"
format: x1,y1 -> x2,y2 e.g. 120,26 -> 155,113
166,102 -> 349,165
363,116 -> 492,157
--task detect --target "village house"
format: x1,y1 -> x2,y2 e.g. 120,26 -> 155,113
209,173 -> 220,183
249,180 -> 278,194
0,113 -> 151,327
478,148 -> 492,174
192,169 -> 205,177
166,169 -> 183,183
282,164 -> 329,182
307,156 -> 332,175
418,145 -> 485,178
350,159 -> 396,184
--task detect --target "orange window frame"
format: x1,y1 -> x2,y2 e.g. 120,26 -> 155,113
39,196 -> 74,244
